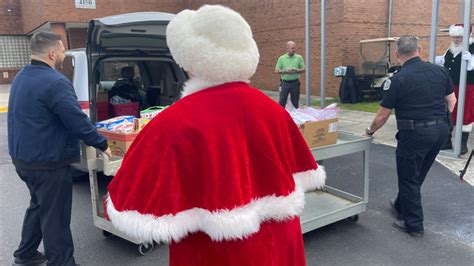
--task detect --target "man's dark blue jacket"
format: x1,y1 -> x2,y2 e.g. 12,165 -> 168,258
8,61 -> 107,169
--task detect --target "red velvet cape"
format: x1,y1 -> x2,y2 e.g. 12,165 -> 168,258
106,82 -> 326,265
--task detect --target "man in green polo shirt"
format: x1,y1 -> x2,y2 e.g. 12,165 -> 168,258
275,41 -> 305,108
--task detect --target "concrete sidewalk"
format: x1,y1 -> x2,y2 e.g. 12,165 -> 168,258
261,89 -> 473,185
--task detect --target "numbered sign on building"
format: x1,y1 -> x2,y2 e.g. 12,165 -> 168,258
75,0 -> 96,9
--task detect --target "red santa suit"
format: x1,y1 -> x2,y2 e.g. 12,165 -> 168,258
106,5 -> 326,265
443,40 -> 474,126
106,81 -> 326,266
436,24 -> 473,154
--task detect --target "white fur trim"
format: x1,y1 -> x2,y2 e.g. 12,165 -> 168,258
180,78 -> 222,98
449,25 -> 464,37
180,78 -> 250,98
293,166 -> 326,192
166,5 -> 259,83
107,189 -> 305,244
462,123 -> 472,132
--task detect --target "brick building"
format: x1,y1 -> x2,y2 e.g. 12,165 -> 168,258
0,0 -> 470,96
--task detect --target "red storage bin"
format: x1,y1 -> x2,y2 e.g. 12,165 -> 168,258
96,101 -> 110,121
110,102 -> 139,117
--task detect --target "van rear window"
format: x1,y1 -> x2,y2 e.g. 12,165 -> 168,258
102,62 -> 134,81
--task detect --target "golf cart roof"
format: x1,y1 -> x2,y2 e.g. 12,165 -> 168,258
359,37 -> 398,44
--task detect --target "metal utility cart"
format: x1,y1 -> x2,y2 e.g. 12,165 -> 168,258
74,145 -> 154,255
76,130 -> 371,254
300,131 -> 372,233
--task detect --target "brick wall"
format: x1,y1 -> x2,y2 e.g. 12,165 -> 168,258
68,28 -> 87,49
19,0 -> 184,34
182,0 -> 468,97
0,0 -> 22,34
2,0 -> 471,95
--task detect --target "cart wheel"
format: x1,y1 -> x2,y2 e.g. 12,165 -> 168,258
102,230 -> 112,237
347,215 -> 359,222
138,242 -> 154,256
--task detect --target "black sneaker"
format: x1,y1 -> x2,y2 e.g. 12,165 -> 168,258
392,221 -> 424,237
14,251 -> 47,265
390,199 -> 403,221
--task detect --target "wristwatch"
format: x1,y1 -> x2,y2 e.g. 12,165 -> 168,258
365,127 -> 374,136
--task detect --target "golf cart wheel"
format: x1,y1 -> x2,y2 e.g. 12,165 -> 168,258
347,215 -> 359,222
138,242 -> 154,256
102,230 -> 112,237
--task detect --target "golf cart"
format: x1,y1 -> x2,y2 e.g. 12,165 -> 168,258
357,37 -> 401,100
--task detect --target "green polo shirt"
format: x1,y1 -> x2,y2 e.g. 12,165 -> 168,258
275,53 -> 305,81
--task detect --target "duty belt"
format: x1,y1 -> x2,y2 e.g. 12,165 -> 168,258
397,118 -> 445,130
282,79 -> 299,83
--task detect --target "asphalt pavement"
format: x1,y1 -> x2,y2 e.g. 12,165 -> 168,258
1,109 -> 473,265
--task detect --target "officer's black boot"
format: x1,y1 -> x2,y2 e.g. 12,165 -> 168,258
461,132 -> 469,155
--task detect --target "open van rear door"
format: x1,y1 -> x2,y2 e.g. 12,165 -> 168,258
86,12 -> 175,122
87,12 -> 174,54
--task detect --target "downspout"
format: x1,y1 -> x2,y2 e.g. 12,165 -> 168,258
387,0 -> 393,38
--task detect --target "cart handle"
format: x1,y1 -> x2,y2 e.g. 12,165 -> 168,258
99,150 -> 111,164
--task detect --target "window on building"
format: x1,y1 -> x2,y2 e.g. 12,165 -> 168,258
0,35 -> 31,68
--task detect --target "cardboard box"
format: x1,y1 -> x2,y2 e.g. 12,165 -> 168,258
97,90 -> 109,102
133,118 -> 151,132
298,118 -> 338,148
98,129 -> 139,157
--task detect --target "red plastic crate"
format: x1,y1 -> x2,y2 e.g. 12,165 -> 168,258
96,101 -> 110,121
110,102 -> 139,117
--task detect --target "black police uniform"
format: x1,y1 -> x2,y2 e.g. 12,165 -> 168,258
380,57 -> 453,233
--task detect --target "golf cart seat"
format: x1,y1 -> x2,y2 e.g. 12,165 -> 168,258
362,61 -> 388,77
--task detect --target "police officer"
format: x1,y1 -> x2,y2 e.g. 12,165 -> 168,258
364,36 -> 457,237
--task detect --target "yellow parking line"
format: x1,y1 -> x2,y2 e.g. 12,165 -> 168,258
0,107 -> 8,113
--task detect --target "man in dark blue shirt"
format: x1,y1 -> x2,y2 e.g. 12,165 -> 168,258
8,31 -> 111,265
363,36 -> 456,237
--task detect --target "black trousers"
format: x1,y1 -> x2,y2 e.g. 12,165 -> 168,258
13,165 -> 76,266
279,80 -> 301,109
393,123 -> 449,232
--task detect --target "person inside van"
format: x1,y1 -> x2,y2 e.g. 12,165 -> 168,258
109,66 -> 141,104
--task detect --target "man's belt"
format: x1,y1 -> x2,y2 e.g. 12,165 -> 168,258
282,79 -> 299,83
397,118 -> 445,130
